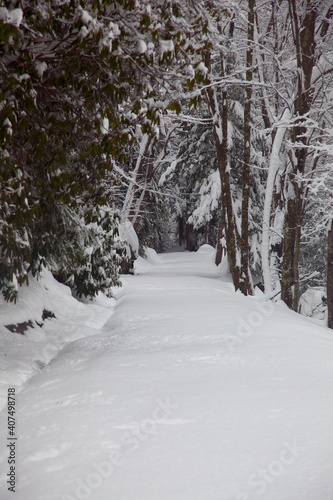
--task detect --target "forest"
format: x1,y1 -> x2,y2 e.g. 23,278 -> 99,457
1,0 -> 333,324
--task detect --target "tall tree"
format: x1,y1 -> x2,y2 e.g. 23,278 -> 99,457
280,0 -> 318,309
203,7 -> 242,289
240,0 -> 255,295
256,0 -> 333,311
328,223 -> 333,329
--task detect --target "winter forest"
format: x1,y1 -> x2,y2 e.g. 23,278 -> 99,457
1,1 -> 333,500
0,0 -> 332,318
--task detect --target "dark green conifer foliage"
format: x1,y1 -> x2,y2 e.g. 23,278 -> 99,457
0,0 -> 206,301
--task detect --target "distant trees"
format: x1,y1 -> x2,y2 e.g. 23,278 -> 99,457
156,0 -> 333,317
258,0 -> 333,311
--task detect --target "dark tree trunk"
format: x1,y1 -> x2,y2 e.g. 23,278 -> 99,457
205,221 -> 213,245
327,228 -> 333,329
205,47 -> 240,290
178,217 -> 185,246
215,222 -> 223,266
218,90 -> 240,289
281,196 -> 300,308
185,223 -> 196,251
240,0 -> 255,296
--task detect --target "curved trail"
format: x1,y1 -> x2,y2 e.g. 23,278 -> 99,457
1,247 -> 333,500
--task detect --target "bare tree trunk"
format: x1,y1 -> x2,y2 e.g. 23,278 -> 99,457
262,109 -> 290,295
240,0 -> 255,295
221,89 -> 241,288
327,226 -> 333,329
122,134 -> 151,222
185,223 -> 196,251
205,49 -> 240,289
205,221 -> 213,245
178,217 -> 185,246
281,0 -> 317,310
281,195 -> 299,308
215,221 -> 223,266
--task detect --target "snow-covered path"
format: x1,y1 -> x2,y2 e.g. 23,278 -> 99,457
1,247 -> 333,500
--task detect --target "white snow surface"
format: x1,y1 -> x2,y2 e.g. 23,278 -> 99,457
0,246 -> 333,500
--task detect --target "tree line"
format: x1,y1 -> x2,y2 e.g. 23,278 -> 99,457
1,1 -> 333,326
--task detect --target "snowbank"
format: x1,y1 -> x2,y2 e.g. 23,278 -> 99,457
299,287 -> 327,321
133,248 -> 161,274
0,270 -> 115,411
196,243 -> 216,259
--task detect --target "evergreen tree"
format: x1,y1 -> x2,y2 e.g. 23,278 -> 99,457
0,0 -> 207,300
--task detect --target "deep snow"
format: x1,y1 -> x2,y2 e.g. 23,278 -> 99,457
0,246 -> 333,500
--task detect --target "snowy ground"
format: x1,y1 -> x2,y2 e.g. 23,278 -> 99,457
1,246 -> 333,500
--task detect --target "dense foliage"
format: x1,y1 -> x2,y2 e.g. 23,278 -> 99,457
1,0 -> 333,322
0,0 -> 206,301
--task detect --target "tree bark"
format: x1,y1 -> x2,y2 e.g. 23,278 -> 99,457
240,0 -> 255,295
185,223 -> 196,251
327,228 -> 333,329
281,0 -> 317,310
122,134 -> 151,222
262,109 -> 290,295
281,195 -> 299,308
215,221 -> 223,266
205,49 -> 240,289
